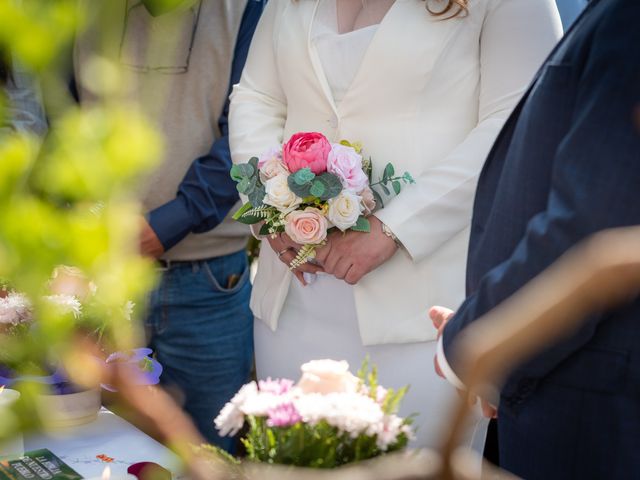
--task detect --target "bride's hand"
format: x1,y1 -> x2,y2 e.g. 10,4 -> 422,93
267,233 -> 324,286
314,216 -> 398,285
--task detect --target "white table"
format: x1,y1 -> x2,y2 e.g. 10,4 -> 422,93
24,408 -> 185,479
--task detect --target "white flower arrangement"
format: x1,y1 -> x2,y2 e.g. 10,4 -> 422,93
214,359 -> 414,468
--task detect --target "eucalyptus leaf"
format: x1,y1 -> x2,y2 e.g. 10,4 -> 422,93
236,175 -> 257,195
350,216 -> 371,233
381,184 -> 390,196
248,184 -> 266,207
403,171 -> 416,184
315,173 -> 343,200
383,163 -> 395,182
230,163 -> 255,182
392,180 -> 401,195
292,168 -> 315,185
288,176 -> 312,198
309,180 -> 326,198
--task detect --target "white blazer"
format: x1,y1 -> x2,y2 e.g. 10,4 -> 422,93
230,0 -> 562,346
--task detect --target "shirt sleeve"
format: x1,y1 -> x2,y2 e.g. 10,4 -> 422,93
437,335 -> 466,390
442,3 -> 640,385
0,59 -> 48,138
376,0 -> 562,262
147,0 -> 265,251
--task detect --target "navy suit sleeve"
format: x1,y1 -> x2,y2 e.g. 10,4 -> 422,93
443,3 -> 640,384
148,1 -> 265,250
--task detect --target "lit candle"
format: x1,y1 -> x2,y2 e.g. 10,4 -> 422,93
94,466 -> 137,480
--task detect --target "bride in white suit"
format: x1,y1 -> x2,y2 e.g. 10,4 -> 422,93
230,0 -> 561,448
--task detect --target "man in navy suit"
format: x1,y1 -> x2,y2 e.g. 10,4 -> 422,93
433,0 -> 640,478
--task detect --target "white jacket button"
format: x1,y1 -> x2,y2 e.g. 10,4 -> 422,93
328,115 -> 339,128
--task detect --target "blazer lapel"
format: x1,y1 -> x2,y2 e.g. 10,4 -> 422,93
306,0 -> 339,115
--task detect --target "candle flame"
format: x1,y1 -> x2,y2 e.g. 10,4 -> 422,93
102,466 -> 111,480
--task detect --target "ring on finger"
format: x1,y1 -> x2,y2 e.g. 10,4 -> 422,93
277,248 -> 290,258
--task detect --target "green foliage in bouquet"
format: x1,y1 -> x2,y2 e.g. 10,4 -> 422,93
369,163 -> 416,208
287,168 -> 343,201
231,157 -> 266,208
242,415 -> 408,469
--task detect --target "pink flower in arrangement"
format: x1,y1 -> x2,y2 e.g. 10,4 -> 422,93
267,402 -> 302,428
327,143 -> 369,193
284,208 -> 328,245
282,132 -> 331,174
258,378 -> 295,396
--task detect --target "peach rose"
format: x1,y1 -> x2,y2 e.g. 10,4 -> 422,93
258,147 -> 289,182
282,132 -> 331,175
296,360 -> 360,395
284,207 -> 328,245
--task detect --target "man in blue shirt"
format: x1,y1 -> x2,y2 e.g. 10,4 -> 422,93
556,0 -> 587,27
74,0 -> 265,450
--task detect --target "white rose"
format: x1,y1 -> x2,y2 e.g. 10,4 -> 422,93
263,174 -> 302,211
327,191 -> 363,231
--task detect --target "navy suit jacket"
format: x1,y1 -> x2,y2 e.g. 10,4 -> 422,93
442,0 -> 640,478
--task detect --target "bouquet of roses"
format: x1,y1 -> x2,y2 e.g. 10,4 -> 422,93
214,359 -> 414,469
231,132 -> 414,269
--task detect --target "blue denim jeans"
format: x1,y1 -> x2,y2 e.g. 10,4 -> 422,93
146,250 -> 253,452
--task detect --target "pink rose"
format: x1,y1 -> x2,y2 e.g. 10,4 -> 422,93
327,143 -> 369,192
282,132 -> 331,175
284,207 -> 328,245
360,187 -> 377,215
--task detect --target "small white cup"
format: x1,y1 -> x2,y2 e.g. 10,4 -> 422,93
0,389 -> 25,458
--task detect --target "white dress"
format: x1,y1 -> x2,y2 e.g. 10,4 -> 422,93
254,0 -> 488,451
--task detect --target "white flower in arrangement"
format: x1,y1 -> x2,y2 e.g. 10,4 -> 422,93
295,392 -> 385,438
327,191 -> 363,231
263,174 -> 303,210
214,359 -> 413,467
370,414 -> 414,451
44,294 -> 82,319
0,292 -> 32,325
214,381 -> 258,437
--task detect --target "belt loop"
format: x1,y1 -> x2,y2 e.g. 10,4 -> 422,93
192,261 -> 200,274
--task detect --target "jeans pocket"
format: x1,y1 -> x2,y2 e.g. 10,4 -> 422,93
201,256 -> 250,294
